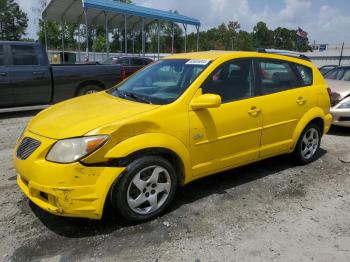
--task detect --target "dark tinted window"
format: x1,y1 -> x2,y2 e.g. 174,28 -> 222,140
202,59 -> 254,103
295,64 -> 313,86
143,59 -> 152,65
0,45 -> 4,66
11,45 -> 38,66
131,58 -> 144,66
118,58 -> 130,66
258,60 -> 299,94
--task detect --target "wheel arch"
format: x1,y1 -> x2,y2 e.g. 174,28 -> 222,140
105,133 -> 192,185
75,80 -> 105,96
291,107 -> 327,150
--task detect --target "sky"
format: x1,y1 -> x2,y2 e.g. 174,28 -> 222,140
15,0 -> 350,43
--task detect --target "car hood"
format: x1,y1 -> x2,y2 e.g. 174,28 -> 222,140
326,79 -> 350,101
28,92 -> 160,139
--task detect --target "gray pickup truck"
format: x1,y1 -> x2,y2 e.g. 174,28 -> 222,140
0,41 -> 124,112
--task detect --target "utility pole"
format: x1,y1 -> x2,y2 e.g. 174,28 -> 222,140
339,42 -> 344,66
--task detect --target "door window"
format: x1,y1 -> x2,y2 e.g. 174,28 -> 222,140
324,68 -> 345,80
258,60 -> 300,94
11,45 -> 39,66
201,59 -> 254,103
0,45 -> 4,66
340,69 -> 350,81
118,58 -> 130,66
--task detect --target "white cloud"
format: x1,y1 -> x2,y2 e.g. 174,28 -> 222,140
14,0 -> 350,43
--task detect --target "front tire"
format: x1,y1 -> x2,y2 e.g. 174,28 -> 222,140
76,85 -> 103,96
110,156 -> 177,222
293,123 -> 321,165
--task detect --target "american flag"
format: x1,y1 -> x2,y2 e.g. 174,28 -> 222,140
296,27 -> 308,38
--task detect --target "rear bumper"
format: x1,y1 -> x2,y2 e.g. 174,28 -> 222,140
331,108 -> 350,127
14,131 -> 125,220
324,113 -> 333,133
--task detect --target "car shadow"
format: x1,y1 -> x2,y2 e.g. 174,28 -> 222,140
328,125 -> 350,136
29,149 -> 327,239
0,110 -> 41,119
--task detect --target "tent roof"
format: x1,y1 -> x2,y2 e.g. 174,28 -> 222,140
43,0 -> 201,28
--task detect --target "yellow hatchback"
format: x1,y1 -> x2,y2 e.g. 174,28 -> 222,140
14,51 -> 332,222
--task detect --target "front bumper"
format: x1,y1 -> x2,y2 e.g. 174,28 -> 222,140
14,131 -> 125,220
330,108 -> 350,127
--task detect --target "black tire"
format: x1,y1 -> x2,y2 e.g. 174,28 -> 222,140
110,156 -> 178,222
293,123 -> 321,165
76,85 -> 104,96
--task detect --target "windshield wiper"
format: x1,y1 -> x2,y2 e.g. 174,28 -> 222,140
117,90 -> 152,104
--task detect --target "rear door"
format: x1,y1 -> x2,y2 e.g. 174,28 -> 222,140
9,44 -> 51,106
0,44 -> 12,107
256,58 -> 315,158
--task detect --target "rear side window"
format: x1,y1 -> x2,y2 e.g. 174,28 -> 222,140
11,45 -> 39,66
0,45 -> 4,66
131,58 -> 144,66
258,60 -> 300,94
295,64 -> 313,86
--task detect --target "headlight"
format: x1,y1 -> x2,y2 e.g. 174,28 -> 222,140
338,97 -> 350,109
46,135 -> 109,163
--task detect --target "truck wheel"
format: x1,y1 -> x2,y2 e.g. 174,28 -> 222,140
110,156 -> 178,222
76,86 -> 103,96
293,123 -> 321,165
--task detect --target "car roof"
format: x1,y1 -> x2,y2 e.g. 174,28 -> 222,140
111,56 -> 152,60
163,50 -> 314,66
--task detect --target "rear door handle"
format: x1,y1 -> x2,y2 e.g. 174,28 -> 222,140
32,71 -> 45,76
296,97 -> 307,105
0,72 -> 7,76
248,106 -> 261,116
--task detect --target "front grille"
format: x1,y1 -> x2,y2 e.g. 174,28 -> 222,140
16,137 -> 41,160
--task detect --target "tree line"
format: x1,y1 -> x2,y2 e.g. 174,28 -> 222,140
0,0 -> 310,53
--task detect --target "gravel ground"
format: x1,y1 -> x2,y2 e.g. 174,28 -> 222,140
1,111 -> 350,262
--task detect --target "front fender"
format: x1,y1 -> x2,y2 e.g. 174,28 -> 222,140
291,107 -> 332,150
105,133 -> 192,184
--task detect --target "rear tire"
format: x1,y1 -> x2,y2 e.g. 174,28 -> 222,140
293,123 -> 321,165
76,85 -> 103,96
110,156 -> 177,222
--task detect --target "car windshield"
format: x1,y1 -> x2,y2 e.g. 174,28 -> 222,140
108,59 -> 211,105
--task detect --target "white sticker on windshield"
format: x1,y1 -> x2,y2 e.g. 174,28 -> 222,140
186,59 -> 211,65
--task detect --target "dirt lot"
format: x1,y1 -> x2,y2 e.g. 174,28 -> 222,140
1,111 -> 350,262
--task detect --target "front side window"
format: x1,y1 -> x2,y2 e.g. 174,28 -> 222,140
258,60 -> 299,94
131,58 -> 144,66
340,69 -> 350,81
296,64 -> 313,86
118,58 -> 130,66
108,59 -> 210,105
201,59 -> 254,103
11,45 -> 38,66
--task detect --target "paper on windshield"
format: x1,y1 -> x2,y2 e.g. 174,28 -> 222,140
185,59 -> 211,66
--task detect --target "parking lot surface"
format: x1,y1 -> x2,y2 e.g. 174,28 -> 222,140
1,112 -> 350,262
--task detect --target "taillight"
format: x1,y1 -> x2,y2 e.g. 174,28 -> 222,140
120,69 -> 126,81
327,87 -> 332,104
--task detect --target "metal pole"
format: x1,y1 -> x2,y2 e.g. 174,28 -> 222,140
124,14 -> 127,54
132,33 -> 135,54
183,24 -> 187,53
93,27 -> 96,62
61,21 -> 65,64
78,24 -> 81,63
43,20 -> 48,51
84,8 -> 89,61
104,11 -> 109,60
171,23 -> 174,54
196,26 -> 200,52
157,20 -> 160,59
141,18 -> 145,56
339,42 -> 344,66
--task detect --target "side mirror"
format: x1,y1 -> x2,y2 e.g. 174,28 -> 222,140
190,94 -> 222,110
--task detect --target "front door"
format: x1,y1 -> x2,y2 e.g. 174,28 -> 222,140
0,44 -> 12,108
189,59 -> 262,178
256,59 -> 315,158
9,44 -> 51,106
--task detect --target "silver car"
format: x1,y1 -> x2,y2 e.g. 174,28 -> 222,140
327,79 -> 350,127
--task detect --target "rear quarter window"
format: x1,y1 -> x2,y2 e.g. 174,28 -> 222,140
295,64 -> 313,86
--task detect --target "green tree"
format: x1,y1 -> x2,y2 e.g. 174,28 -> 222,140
252,21 -> 274,48
0,0 -> 28,40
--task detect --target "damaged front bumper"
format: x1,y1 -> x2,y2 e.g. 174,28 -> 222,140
14,131 -> 125,220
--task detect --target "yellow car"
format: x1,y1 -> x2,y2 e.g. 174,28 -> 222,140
14,51 -> 332,222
